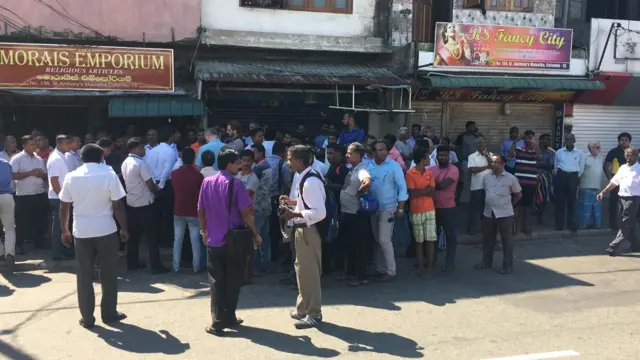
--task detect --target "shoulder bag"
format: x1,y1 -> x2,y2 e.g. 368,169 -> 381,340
223,177 -> 254,260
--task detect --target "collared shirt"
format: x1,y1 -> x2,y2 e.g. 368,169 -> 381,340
405,167 -> 436,214
580,155 -> 604,189
172,165 -> 204,217
555,147 -> 585,176
144,143 -> 158,152
611,163 -> 640,197
483,171 -> 522,218
467,151 -> 493,191
121,155 -> 155,208
198,171 -> 253,247
145,142 -> 178,188
0,151 -> 18,192
338,126 -> 366,146
245,141 -> 274,158
605,146 -> 626,175
430,165 -> 459,209
368,157 -> 409,210
266,154 -> 285,196
46,148 -> 70,199
501,138 -> 525,168
293,167 -> 327,226
0,159 -> 13,195
65,150 -> 82,172
236,170 -> 259,196
429,147 -> 458,166
253,163 -> 272,215
388,147 -> 407,171
456,132 -> 479,162
538,148 -> 556,174
340,162 -> 371,214
59,163 -> 127,238
10,151 -> 46,196
37,147 -> 52,162
195,139 -> 225,169
201,167 -> 219,178
191,142 -> 205,157
229,137 -> 245,152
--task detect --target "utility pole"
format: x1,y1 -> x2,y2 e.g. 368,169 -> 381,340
561,0 -> 570,28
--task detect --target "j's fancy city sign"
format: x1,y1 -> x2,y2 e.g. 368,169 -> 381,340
0,43 -> 174,92
434,23 -> 573,71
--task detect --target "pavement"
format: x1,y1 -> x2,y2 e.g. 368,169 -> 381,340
1,236 -> 640,360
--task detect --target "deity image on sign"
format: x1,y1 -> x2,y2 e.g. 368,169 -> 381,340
434,23 -> 472,67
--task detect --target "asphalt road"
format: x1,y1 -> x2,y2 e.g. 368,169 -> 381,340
1,236 -> 639,360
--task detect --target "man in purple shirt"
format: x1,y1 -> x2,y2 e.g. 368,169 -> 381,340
198,149 -> 261,336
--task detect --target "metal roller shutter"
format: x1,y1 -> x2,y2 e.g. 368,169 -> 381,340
571,105 -> 640,154
408,101 -> 443,138
448,102 -> 554,154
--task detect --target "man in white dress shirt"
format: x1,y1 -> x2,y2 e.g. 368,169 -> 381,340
280,145 -> 326,329
597,147 -> 640,256
59,143 -> 129,329
47,135 -> 74,261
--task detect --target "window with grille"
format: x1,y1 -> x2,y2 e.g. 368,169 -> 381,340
487,0 -> 534,12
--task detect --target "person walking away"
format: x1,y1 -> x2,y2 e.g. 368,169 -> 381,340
475,155 -> 522,274
340,143 -> 372,286
200,151 -> 219,178
535,134 -> 555,225
171,148 -> 205,273
338,112 -> 366,146
58,143 -> 129,329
0,157 -> 16,270
196,128 -> 225,169
65,135 -> 83,172
227,121 -> 246,152
577,141 -> 604,229
603,132 -> 632,231
597,147 -> 640,256
262,127 -> 277,158
368,140 -> 408,282
11,135 -> 48,254
554,134 -> 585,232
510,130 -> 541,236
405,147 -> 437,278
501,127 -> 525,174
251,144 -> 273,272
279,145 -> 326,329
455,121 -> 482,203
120,137 -> 167,274
237,149 -> 260,282
198,149 -> 261,336
47,135 -> 74,261
430,145 -> 459,272
467,137 -> 492,235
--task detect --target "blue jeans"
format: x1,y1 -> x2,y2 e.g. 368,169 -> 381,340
576,188 -> 602,229
253,211 -> 272,269
172,216 -> 204,272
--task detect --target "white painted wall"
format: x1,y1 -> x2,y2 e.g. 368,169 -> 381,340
201,0 -> 376,37
588,18 -> 640,73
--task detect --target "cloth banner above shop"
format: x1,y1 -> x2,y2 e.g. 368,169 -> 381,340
433,23 -> 573,71
415,88 -> 575,103
0,43 -> 174,92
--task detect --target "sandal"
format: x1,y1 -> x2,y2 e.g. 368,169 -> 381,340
205,326 -> 224,336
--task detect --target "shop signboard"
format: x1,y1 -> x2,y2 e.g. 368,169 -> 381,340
0,43 -> 174,92
415,88 -> 575,103
433,23 -> 572,71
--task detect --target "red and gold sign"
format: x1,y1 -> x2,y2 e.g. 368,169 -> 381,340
0,43 -> 174,92
416,88 -> 576,103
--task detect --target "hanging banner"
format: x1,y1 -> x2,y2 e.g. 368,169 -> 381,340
0,43 -> 174,92
415,88 -> 576,103
433,23 -> 572,71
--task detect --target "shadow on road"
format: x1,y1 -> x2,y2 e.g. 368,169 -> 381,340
2,272 -> 51,289
225,325 -> 340,358
92,323 -> 190,355
0,283 -> 15,297
0,337 -> 36,360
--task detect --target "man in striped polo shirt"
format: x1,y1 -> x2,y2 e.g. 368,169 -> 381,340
508,130 -> 541,236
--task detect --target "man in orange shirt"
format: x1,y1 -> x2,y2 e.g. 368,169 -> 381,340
405,147 -> 436,278
191,129 -> 206,156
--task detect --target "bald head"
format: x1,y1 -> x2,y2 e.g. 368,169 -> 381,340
625,146 -> 639,165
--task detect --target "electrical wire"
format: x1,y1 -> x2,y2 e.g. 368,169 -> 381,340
29,0 -> 108,38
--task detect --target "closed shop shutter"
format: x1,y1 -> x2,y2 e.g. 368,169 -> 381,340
408,101 -> 443,137
448,102 -> 554,154
572,105 -> 640,154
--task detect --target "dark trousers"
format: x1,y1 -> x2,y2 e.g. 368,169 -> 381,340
554,170 -> 579,231
269,196 -> 282,261
342,213 -> 370,280
610,196 -> 640,250
467,189 -> 486,232
208,245 -> 244,329
436,207 -> 457,269
155,181 -> 174,247
609,188 -> 620,230
75,232 -> 119,324
15,193 -> 49,249
482,215 -> 515,268
50,199 -> 74,259
126,203 -> 162,270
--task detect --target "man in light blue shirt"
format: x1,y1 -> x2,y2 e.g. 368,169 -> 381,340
501,127 -> 525,172
553,133 -> 585,232
195,128 -> 225,169
0,158 -> 15,270
368,140 -> 408,281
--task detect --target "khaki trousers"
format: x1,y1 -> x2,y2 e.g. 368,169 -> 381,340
294,226 -> 322,317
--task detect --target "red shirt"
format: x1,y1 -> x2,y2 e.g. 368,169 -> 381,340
429,165 -> 459,209
171,165 -> 204,217
37,147 -> 53,161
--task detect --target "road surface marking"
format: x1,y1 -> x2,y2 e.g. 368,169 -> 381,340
483,350 -> 580,360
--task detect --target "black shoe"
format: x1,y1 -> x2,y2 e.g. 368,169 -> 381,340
205,326 -> 224,336
441,266 -> 455,273
16,245 -> 25,255
127,262 -> 147,271
150,266 -> 170,275
79,318 -> 95,329
475,263 -> 491,270
500,267 -> 513,275
5,254 -> 14,271
103,312 -> 127,324
606,247 -> 617,257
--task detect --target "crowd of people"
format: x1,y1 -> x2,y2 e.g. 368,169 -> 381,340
0,112 -> 638,333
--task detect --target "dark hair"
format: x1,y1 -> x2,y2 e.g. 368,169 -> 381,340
347,142 -> 366,158
524,130 -> 535,136
619,132 -> 632,142
80,144 -> 103,163
21,135 -> 35,147
202,150 -> 215,167
437,144 -> 451,155
289,145 -> 313,167
127,137 -> 144,151
249,128 -> 263,138
383,133 -> 397,145
465,121 -> 476,129
240,149 -> 254,159
97,137 -> 113,148
272,141 -> 286,156
540,133 -> 551,139
182,148 -> 196,165
251,143 -> 266,157
344,111 -> 355,121
264,127 -> 277,141
374,139 -> 391,151
367,134 -> 377,141
327,131 -> 339,139
411,124 -> 422,130
327,143 -> 345,157
415,138 -> 431,150
412,146 -> 430,164
218,149 -> 239,170
441,136 -> 451,144
495,155 -> 507,165
228,120 -> 242,134
159,126 -> 177,142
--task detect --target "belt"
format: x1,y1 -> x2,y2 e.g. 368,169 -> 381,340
293,223 -> 315,229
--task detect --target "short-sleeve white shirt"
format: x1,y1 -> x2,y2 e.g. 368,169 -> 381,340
59,163 -> 126,238
121,155 -> 155,208
468,151 -> 493,191
611,163 -> 640,197
47,148 -> 70,199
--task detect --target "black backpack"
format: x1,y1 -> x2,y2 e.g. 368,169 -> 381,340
298,171 -> 339,243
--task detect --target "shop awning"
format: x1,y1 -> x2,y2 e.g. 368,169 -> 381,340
108,97 -> 205,118
422,75 -> 605,91
195,59 -> 407,86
